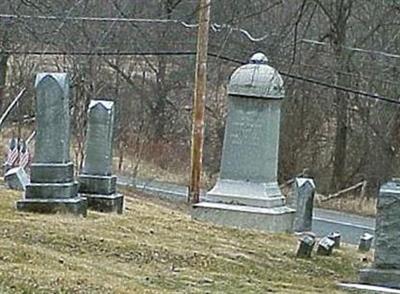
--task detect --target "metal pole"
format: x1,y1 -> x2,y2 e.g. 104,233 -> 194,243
188,0 -> 211,203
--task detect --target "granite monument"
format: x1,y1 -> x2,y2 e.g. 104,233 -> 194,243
359,180 -> 400,288
16,73 -> 86,216
78,100 -> 123,213
192,53 -> 295,232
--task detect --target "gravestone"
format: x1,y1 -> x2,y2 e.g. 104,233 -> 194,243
358,233 -> 374,252
5,166 -> 29,191
360,180 -> 400,288
192,53 -> 295,233
296,234 -> 316,258
317,237 -> 335,256
78,100 -> 123,213
293,178 -> 315,232
16,73 -> 86,216
327,232 -> 341,249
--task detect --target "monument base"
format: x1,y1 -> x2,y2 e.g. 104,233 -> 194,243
16,197 -> 87,216
81,193 -> 123,214
78,174 -> 116,195
205,179 -> 285,208
25,182 -> 78,199
359,268 -> 400,289
31,162 -> 74,183
192,202 -> 295,233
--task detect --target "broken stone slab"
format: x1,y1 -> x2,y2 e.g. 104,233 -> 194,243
327,232 -> 341,249
5,166 -> 30,191
316,236 -> 335,256
359,233 -> 374,252
296,233 -> 316,258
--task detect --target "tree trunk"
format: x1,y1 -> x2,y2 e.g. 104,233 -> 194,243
330,0 -> 352,191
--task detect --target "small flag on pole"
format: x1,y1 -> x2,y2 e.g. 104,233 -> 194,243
19,140 -> 30,169
5,137 -> 19,166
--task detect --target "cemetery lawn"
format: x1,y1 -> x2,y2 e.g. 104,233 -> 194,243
0,187 -> 369,293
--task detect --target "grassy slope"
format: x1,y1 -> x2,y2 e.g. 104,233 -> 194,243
0,187 -> 370,293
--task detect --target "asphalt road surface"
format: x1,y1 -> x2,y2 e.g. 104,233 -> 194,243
118,176 -> 375,245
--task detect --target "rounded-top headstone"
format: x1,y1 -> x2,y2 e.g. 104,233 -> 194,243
228,52 -> 284,99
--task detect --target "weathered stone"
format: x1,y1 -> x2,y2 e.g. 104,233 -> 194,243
82,100 -> 114,176
193,53 -> 294,233
358,233 -> 374,252
327,232 -> 341,248
5,167 -> 30,191
296,234 -> 316,258
78,174 -> 116,195
78,100 -> 123,214
293,178 -> 315,232
16,73 -> 86,216
360,180 -> 400,288
81,193 -> 123,214
33,73 -> 71,164
17,198 -> 87,216
192,202 -> 295,233
316,236 -> 335,256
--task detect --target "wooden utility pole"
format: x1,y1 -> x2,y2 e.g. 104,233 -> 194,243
188,0 -> 211,203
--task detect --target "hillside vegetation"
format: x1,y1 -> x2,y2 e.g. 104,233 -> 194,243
0,187 -> 368,293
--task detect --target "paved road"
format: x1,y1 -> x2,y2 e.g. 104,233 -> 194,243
117,176 -> 375,245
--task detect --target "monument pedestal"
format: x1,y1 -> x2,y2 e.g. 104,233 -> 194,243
80,192 -> 123,214
195,179 -> 295,233
192,202 -> 294,232
204,179 -> 285,208
19,181 -> 87,216
359,268 -> 400,289
78,174 -> 123,214
16,197 -> 87,216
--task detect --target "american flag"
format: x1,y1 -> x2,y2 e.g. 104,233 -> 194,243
5,138 -> 19,166
19,140 -> 31,169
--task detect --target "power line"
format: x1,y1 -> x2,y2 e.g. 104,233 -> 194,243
302,39 -> 400,60
0,13 -> 269,43
3,48 -> 399,105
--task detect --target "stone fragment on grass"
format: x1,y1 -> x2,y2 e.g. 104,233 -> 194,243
5,166 -> 29,191
317,236 -> 335,256
358,233 -> 374,252
327,232 -> 341,248
296,233 -> 316,258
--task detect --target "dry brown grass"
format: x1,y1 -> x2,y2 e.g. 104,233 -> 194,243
0,185 -> 372,293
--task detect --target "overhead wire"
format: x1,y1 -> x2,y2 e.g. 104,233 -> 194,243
2,48 -> 400,105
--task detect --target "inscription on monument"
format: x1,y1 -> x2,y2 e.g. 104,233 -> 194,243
220,96 -> 280,182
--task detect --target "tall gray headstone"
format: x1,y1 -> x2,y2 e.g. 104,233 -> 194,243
192,53 -> 295,233
293,178 -> 315,232
16,73 -> 86,216
78,100 -> 123,213
360,180 -> 400,288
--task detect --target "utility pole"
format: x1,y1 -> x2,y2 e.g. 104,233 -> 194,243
188,0 -> 211,203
